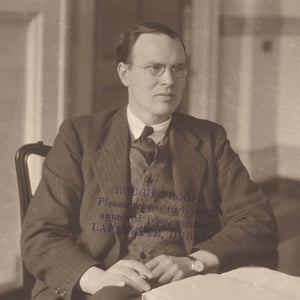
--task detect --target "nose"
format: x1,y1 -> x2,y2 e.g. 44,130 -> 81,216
160,67 -> 175,86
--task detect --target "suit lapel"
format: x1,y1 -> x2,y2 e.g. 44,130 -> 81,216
92,108 -> 130,231
169,116 -> 207,253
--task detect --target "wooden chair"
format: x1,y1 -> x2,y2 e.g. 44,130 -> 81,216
15,141 -> 51,300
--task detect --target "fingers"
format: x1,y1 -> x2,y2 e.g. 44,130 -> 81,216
157,264 -> 184,284
105,279 -> 126,287
108,260 -> 152,292
114,266 -> 151,292
146,255 -> 172,278
118,259 -> 153,280
145,256 -> 161,270
99,257 -> 192,293
145,255 -> 191,284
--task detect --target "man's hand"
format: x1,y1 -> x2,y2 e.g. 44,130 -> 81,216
145,255 -> 194,285
79,260 -> 153,295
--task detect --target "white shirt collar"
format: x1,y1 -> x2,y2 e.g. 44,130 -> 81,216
127,105 -> 171,144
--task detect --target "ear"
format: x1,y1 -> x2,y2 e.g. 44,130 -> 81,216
117,62 -> 130,87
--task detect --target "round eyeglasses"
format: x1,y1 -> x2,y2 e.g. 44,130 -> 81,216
130,63 -> 188,78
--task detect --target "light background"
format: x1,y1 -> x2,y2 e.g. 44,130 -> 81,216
0,0 -> 299,295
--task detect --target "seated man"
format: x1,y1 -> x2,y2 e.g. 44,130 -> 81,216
21,22 -> 278,300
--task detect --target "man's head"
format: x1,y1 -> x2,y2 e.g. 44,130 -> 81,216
116,22 -> 187,125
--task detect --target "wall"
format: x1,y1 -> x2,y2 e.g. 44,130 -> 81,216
218,0 -> 300,181
0,0 -> 70,293
181,0 -> 220,121
0,16 -> 26,293
277,1 -> 300,179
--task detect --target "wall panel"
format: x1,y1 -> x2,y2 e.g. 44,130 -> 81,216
0,0 -> 71,293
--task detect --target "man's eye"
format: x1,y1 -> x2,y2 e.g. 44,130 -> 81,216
150,64 -> 164,72
173,65 -> 185,72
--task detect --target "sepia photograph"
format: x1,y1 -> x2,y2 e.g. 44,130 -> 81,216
0,0 -> 300,299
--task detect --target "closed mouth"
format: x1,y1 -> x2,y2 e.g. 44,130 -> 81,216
155,93 -> 175,97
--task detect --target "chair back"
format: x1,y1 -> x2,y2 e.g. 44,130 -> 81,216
15,141 -> 51,300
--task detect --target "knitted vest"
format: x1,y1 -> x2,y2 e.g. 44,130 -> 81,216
123,139 -> 186,263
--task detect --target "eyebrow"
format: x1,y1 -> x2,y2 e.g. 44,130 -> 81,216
144,61 -> 187,66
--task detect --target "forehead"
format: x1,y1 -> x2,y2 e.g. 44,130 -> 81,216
131,33 -> 186,64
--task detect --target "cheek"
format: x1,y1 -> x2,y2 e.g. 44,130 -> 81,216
176,79 -> 186,91
175,83 -> 186,99
131,76 -> 155,92
138,81 -> 157,97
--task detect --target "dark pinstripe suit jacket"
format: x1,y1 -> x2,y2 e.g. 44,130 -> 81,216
21,106 -> 278,300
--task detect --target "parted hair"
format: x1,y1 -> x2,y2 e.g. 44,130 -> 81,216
115,22 -> 186,64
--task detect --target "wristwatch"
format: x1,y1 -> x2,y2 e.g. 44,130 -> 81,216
188,256 -> 205,273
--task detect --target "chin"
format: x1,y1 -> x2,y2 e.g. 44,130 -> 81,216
152,107 -> 173,117
155,101 -> 178,112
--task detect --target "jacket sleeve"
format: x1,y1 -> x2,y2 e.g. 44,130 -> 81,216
193,125 -> 278,270
21,120 -> 100,300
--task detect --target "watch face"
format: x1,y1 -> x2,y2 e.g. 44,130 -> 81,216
193,260 -> 205,273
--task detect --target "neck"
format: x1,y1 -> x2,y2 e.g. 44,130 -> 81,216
143,115 -> 171,126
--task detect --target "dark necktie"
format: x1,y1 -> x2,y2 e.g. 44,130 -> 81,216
132,126 -> 157,164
